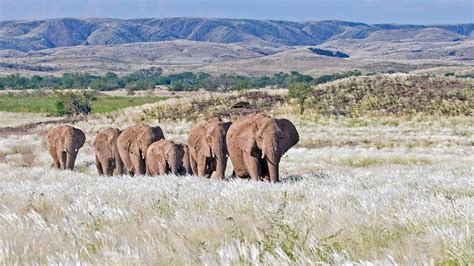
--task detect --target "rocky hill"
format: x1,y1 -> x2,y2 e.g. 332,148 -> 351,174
1,18 -> 473,51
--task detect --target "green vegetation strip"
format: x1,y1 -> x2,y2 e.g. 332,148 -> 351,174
0,94 -> 168,114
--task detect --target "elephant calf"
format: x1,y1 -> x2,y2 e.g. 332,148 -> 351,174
47,125 -> 86,170
146,139 -> 189,176
94,128 -> 124,176
226,113 -> 299,182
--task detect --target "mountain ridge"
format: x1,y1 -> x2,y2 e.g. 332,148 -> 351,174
1,17 -> 473,51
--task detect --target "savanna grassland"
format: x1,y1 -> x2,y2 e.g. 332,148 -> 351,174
0,74 -> 473,264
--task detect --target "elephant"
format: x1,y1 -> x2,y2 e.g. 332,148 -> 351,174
116,124 -> 165,175
226,113 -> 299,183
47,125 -> 86,170
94,128 -> 124,176
188,117 -> 232,179
146,139 -> 187,176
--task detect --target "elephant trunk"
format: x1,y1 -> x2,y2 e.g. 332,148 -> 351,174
213,137 -> 227,179
267,162 -> 279,183
264,136 -> 280,182
66,151 -> 78,170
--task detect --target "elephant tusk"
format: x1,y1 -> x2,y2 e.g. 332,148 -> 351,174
261,152 -> 265,159
212,151 -> 215,158
226,154 -> 229,158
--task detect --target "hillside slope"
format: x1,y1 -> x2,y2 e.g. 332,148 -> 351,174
1,18 -> 473,51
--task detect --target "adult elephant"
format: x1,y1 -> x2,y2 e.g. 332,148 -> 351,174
47,125 -> 86,170
188,117 -> 232,179
146,139 -> 186,176
226,113 -> 299,183
94,128 -> 124,176
117,124 -> 164,175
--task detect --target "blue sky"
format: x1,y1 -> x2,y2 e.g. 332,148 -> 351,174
0,0 -> 473,24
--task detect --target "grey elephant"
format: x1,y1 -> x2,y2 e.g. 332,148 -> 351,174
94,128 -> 124,176
226,113 -> 299,182
146,139 -> 188,176
188,117 -> 232,179
47,125 -> 86,170
117,124 -> 165,175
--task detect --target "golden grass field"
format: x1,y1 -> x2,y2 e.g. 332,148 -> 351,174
0,75 -> 473,264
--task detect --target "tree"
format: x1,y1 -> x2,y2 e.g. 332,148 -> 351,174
90,79 -> 106,91
54,91 -> 98,116
288,82 -> 313,115
169,80 -> 187,91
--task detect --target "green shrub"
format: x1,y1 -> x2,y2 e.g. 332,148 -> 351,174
288,82 -> 312,114
54,91 -> 98,116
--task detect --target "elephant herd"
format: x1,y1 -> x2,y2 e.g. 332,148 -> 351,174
47,113 -> 299,182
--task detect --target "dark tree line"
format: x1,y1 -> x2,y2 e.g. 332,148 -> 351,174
0,67 -> 361,92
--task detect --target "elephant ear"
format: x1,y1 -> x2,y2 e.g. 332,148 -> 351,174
276,118 -> 299,154
151,126 -> 165,141
74,128 -> 86,149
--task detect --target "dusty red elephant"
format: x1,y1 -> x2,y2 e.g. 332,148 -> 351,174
187,117 -> 231,179
226,113 -> 299,182
47,125 -> 86,170
94,127 -> 124,176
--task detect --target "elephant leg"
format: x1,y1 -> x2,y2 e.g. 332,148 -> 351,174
66,151 -> 78,170
131,155 -> 145,175
105,159 -> 115,176
197,154 -> 210,178
52,161 -> 61,169
260,158 -> 270,181
115,156 -> 124,176
118,148 -> 134,175
158,161 -> 166,176
207,158 -> 217,178
139,158 -> 146,175
145,162 -> 151,176
243,154 -> 261,181
57,150 -> 67,170
96,155 -> 104,175
190,154 -> 198,176
48,146 -> 60,169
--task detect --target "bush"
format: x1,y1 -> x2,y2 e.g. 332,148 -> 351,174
309,74 -> 473,116
288,82 -> 312,114
54,91 -> 98,116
